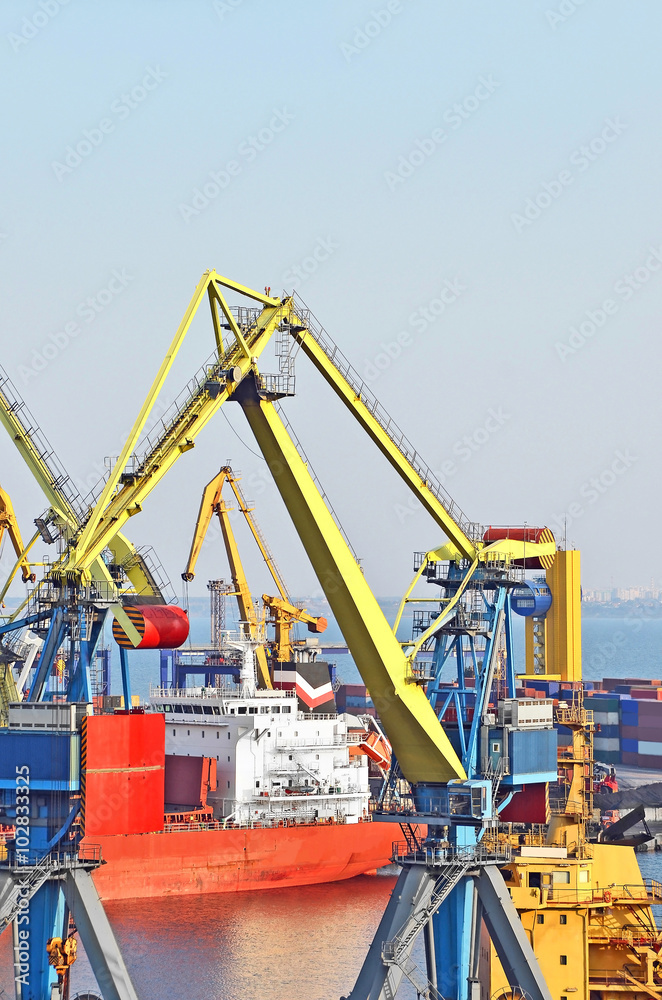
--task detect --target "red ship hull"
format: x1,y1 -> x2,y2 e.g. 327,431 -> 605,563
82,820 -> 397,900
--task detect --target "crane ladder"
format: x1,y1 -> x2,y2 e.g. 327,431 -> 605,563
382,859 -> 471,967
0,853 -> 64,934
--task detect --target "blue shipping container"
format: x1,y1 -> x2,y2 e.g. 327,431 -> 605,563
621,737 -> 638,753
0,731 -> 79,790
509,728 -> 557,777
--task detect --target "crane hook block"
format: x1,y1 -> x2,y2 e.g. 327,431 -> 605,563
112,604 -> 190,649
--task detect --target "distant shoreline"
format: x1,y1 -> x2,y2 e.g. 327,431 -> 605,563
582,600 -> 662,619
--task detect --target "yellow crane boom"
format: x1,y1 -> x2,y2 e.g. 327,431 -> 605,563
233,372 -> 466,784
183,466 -> 327,684
183,468 -> 271,688
0,484 -> 36,586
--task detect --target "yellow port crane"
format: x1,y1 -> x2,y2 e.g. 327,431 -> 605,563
182,465 -> 327,688
42,269 -> 551,783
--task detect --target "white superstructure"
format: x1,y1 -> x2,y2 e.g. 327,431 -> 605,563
149,683 -> 372,827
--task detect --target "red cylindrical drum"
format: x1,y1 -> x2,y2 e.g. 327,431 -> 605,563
482,526 -> 556,569
112,605 -> 190,649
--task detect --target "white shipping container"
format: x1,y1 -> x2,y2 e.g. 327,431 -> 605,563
593,737 -> 620,752
593,711 -> 619,726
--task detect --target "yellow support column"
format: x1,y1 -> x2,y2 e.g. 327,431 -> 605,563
546,550 -> 582,682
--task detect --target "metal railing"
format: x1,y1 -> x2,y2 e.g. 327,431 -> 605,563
290,294 -> 482,544
150,684 -> 297,700
544,880 -> 662,904
0,366 -> 87,522
392,842 -> 512,867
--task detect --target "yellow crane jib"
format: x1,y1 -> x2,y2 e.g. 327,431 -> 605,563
231,371 -> 465,785
0,485 -> 35,585
261,594 -> 328,663
183,470 -> 271,689
64,272 -> 286,579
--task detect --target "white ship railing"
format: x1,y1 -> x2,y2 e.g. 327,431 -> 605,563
150,685 -> 297,701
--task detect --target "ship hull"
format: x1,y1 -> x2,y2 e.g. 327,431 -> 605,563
82,820 -> 396,900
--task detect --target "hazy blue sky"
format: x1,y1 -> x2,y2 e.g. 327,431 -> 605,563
0,0 -> 660,602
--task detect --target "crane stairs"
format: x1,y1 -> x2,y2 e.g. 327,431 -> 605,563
381,859 -> 472,1000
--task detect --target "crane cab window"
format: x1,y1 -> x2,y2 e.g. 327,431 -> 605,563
552,871 -> 570,885
528,872 -> 542,889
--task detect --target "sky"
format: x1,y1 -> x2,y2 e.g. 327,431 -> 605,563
0,0 -> 660,605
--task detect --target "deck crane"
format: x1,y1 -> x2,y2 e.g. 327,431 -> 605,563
182,465 -> 327,687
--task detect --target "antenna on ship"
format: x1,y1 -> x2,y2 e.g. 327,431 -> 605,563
224,627 -> 262,698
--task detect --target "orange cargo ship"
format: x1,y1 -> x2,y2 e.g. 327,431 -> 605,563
85,819 -> 395,900
79,666 -> 397,900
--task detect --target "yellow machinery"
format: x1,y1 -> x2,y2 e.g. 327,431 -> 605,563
521,549 -> 582,682
182,465 -> 327,687
0,483 -> 36,723
0,483 -> 36,590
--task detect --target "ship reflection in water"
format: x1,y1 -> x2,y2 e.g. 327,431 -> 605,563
0,872 -> 402,1000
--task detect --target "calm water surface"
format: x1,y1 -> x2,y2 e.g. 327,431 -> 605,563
1,874 -> 415,1000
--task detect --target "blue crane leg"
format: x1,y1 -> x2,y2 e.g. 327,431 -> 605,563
21,881 -> 64,1000
431,877 -> 475,1000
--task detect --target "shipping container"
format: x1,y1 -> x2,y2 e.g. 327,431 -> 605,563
592,712 -> 619,727
630,688 -> 662,701
81,713 -> 165,837
621,725 -> 660,742
0,730 -> 79,790
621,738 -> 638,753
635,754 -> 662,770
596,750 -> 621,764
594,737 -> 621,753
594,724 -> 619,739
509,728 -> 557,778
